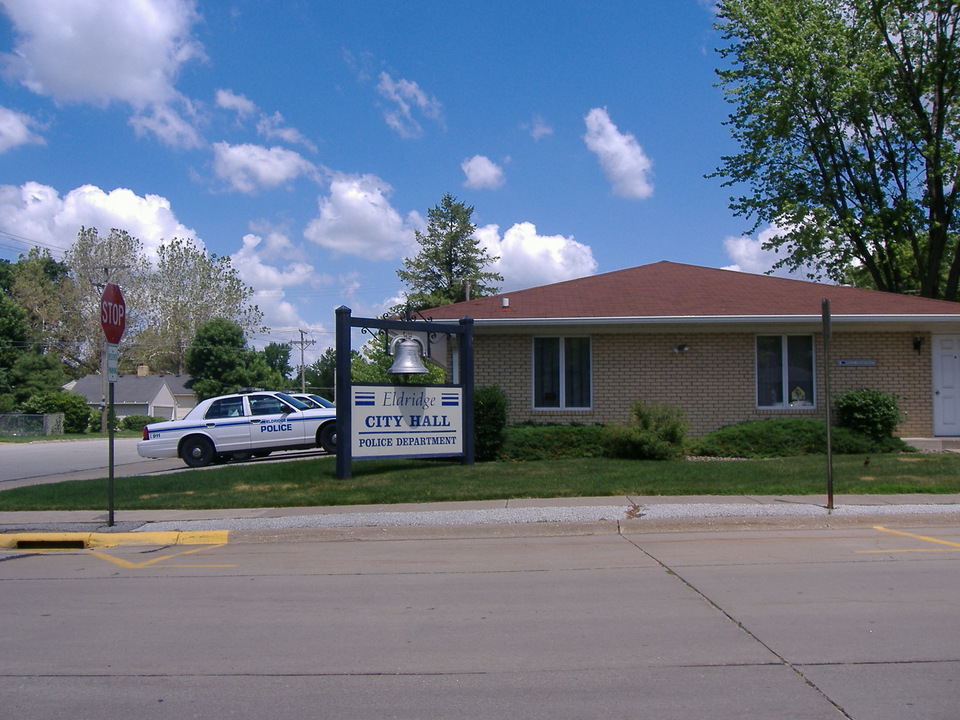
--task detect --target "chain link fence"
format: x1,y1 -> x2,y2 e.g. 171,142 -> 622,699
0,413 -> 64,437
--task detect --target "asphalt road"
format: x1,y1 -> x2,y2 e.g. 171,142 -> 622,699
1,522 -> 957,719
0,437 -> 330,489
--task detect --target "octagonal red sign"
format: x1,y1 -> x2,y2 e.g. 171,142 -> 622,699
100,282 -> 126,345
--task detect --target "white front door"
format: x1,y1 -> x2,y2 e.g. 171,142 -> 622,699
932,334 -> 960,436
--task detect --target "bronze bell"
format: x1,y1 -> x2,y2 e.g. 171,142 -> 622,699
387,336 -> 429,374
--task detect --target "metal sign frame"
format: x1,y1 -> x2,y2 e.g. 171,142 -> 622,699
334,306 -> 474,480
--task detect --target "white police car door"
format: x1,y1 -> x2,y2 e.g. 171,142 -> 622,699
245,393 -> 307,449
202,396 -> 253,453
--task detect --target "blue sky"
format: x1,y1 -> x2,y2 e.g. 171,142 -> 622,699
0,0 -> 784,359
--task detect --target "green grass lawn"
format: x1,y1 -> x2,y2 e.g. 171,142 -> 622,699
2,453 -> 959,511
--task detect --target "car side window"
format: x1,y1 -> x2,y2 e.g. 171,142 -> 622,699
248,395 -> 288,416
205,398 -> 245,419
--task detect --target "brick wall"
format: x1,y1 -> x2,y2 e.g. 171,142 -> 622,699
470,330 -> 933,437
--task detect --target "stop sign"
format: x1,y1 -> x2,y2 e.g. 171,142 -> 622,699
100,282 -> 126,345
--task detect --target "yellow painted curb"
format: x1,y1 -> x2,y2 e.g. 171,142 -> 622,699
0,530 -> 229,550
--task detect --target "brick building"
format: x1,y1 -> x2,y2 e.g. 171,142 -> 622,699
425,261 -> 960,438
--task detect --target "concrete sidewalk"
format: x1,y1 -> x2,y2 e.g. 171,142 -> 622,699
2,493 -> 959,536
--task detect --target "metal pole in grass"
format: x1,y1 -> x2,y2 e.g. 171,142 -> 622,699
822,298 -> 834,510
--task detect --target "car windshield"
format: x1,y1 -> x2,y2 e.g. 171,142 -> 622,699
306,394 -> 336,408
275,392 -> 311,410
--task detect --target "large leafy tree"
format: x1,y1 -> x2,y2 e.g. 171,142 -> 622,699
134,237 -> 264,374
396,193 -> 502,311
714,0 -> 960,299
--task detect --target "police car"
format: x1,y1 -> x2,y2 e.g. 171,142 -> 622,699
137,390 -> 337,467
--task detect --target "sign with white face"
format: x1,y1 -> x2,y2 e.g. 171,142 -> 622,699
106,343 -> 119,383
351,384 -> 463,458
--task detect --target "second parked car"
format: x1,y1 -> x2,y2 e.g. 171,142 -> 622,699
138,390 -> 337,467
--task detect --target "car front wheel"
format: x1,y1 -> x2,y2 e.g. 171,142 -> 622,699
318,423 -> 337,453
181,436 -> 215,468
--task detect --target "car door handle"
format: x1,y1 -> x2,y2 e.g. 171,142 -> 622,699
250,418 -> 262,423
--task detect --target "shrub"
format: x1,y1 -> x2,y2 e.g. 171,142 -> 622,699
501,424 -> 607,460
833,388 -> 903,439
603,400 -> 688,460
603,425 -> 682,460
121,414 -> 162,431
689,417 -> 912,458
474,385 -> 509,462
18,390 -> 91,434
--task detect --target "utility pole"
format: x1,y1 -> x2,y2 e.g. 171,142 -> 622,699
290,329 -> 316,392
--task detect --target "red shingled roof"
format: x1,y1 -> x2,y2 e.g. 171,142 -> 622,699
424,261 -> 960,321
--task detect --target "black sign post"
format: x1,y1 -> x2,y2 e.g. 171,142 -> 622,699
100,283 -> 126,527
822,298 -> 834,510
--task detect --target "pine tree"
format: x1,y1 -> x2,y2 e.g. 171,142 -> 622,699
396,194 -> 502,311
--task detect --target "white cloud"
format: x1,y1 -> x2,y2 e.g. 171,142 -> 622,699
130,99 -> 203,149
231,232 -> 326,339
477,221 -> 598,291
583,107 -> 653,199
461,155 -> 505,190
0,106 -> 45,152
524,114 -> 553,141
215,88 -> 257,118
256,111 -> 317,152
0,0 -> 205,108
303,173 -> 421,260
722,225 -> 823,279
375,72 -> 444,138
0,181 -> 197,259
212,142 -> 317,193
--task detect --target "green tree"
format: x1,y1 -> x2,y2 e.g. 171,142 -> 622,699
0,294 -> 27,374
263,342 -> 293,380
185,318 -> 286,400
7,352 -> 69,405
1,259 -> 71,410
303,347 -> 337,397
714,0 -> 960,299
396,193 -> 502,311
0,294 -> 28,409
8,249 -> 78,363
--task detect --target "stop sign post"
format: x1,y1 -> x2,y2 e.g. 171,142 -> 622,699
99,282 -> 125,527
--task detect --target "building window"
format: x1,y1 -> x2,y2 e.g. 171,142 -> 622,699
534,337 -> 591,409
756,335 -> 815,408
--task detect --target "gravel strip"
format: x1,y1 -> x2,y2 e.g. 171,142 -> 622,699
136,501 -> 960,533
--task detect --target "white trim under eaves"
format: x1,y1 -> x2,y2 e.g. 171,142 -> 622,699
468,314 -> 960,330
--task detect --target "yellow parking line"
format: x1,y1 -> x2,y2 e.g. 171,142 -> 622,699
857,526 -> 960,554
87,545 -> 235,569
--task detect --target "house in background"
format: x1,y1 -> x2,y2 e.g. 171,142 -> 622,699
425,261 -> 960,440
65,365 -> 196,421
